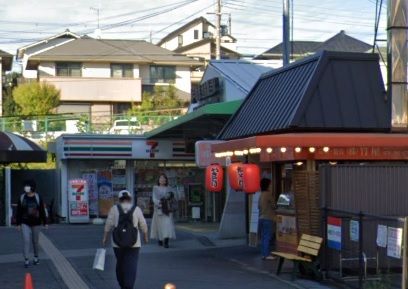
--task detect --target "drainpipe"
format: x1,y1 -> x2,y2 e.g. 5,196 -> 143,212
388,0 -> 408,128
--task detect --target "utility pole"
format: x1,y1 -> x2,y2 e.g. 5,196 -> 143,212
215,0 -> 221,60
282,0 -> 291,66
228,13 -> 232,35
90,6 -> 101,39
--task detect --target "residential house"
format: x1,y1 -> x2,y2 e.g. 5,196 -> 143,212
25,38 -> 200,120
0,49 -> 13,116
17,29 -> 80,79
157,17 -> 240,85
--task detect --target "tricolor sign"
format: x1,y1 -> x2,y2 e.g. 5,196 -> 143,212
327,216 -> 342,251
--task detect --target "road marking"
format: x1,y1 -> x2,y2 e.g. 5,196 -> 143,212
39,232 -> 91,289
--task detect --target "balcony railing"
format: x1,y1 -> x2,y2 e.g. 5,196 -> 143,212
41,77 -> 142,102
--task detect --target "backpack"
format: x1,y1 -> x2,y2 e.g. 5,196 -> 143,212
112,205 -> 138,248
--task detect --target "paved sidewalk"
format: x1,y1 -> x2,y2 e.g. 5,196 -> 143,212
0,223 -> 340,289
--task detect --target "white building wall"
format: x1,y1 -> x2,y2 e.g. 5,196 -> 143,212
175,65 -> 191,94
161,23 -> 204,51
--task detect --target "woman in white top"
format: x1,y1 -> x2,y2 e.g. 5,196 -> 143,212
150,174 -> 176,248
103,190 -> 148,289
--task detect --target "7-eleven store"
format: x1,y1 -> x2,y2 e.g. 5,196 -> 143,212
55,134 -> 202,222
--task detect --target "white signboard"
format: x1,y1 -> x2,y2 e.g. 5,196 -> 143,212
249,192 -> 261,233
387,227 -> 403,259
376,225 -> 388,248
350,220 -> 359,242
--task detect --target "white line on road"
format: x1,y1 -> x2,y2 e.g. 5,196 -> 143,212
39,232 -> 91,289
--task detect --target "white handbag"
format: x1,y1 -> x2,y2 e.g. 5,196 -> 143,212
93,248 -> 106,271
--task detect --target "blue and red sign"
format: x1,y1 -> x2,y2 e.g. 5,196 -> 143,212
327,216 -> 342,251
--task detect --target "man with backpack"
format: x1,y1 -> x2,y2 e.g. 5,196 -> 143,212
103,190 -> 148,289
16,180 -> 48,268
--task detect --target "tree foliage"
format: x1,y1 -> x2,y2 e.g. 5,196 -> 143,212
2,72 -> 21,116
12,81 -> 60,116
133,85 -> 183,112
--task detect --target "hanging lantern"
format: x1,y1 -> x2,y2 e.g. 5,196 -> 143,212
205,164 -> 224,192
242,163 -> 261,194
228,162 -> 244,191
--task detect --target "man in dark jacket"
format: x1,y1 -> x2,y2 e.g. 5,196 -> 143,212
16,180 -> 48,268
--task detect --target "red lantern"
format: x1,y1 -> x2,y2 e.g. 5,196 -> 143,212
242,164 -> 261,194
228,162 -> 244,191
205,164 -> 224,192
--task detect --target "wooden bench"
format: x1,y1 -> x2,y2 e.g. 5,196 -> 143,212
272,234 -> 323,280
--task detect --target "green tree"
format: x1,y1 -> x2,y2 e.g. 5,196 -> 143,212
12,81 -> 60,116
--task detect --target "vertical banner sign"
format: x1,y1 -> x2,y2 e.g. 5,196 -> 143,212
68,179 -> 89,223
327,216 -> 342,251
350,220 -> 359,242
97,171 -> 113,217
387,227 -> 403,259
82,173 -> 98,216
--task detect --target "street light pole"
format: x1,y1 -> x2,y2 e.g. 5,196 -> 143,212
282,0 -> 290,66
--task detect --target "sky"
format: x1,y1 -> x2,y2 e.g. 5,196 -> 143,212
0,0 -> 388,56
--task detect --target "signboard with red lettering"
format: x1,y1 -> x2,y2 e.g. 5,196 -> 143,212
68,179 -> 90,223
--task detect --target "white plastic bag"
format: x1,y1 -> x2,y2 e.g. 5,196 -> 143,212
93,248 -> 106,271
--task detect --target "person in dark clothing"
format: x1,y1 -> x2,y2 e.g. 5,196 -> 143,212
16,180 -> 48,268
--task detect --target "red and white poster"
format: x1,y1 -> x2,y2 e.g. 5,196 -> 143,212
68,179 -> 90,223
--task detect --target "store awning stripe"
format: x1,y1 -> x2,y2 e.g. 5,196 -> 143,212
64,140 -> 133,145
64,146 -> 132,152
64,153 -> 132,157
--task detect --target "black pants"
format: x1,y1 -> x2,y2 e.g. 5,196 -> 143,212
113,247 -> 140,289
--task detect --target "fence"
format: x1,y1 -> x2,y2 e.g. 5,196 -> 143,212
323,208 -> 408,289
0,109 -> 184,140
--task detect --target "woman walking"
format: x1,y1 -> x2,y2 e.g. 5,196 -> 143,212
103,190 -> 148,289
150,174 -> 176,248
16,180 -> 48,268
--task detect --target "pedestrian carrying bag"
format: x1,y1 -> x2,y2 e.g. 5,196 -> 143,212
92,248 -> 106,271
112,205 -> 138,248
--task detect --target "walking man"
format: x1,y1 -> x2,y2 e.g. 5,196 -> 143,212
16,180 -> 48,268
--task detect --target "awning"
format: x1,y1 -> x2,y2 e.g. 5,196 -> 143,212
212,133 -> 408,161
146,100 -> 243,139
0,132 -> 47,163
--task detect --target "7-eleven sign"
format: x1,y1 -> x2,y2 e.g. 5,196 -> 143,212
69,179 -> 88,202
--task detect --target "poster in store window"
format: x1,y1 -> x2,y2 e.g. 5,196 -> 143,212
68,179 -> 89,223
349,220 -> 359,242
387,227 -> 403,259
327,216 -> 342,251
82,173 -> 98,216
97,171 -> 113,217
376,224 -> 388,248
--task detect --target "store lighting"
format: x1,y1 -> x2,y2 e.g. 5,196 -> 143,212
243,149 -> 249,155
266,147 -> 273,153
309,147 -> 316,153
249,148 -> 261,154
226,151 -> 234,157
329,161 -> 337,165
294,147 -> 302,153
215,153 -> 221,158
234,150 -> 244,156
323,146 -> 330,153
280,147 -> 287,153
295,161 -> 303,166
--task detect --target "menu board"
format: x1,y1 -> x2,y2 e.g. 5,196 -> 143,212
112,169 -> 127,200
97,171 -> 113,217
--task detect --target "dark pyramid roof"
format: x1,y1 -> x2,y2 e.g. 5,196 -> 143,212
254,31 -> 372,60
218,51 -> 389,140
314,30 -> 372,53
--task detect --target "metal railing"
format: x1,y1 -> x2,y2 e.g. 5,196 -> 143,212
0,109 -> 185,141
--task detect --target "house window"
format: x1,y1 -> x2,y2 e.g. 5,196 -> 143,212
194,30 -> 199,40
111,63 -> 133,78
150,65 -> 176,83
178,35 -> 183,47
56,62 -> 82,77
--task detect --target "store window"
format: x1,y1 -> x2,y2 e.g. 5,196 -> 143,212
149,65 -> 176,83
111,63 -> 133,78
56,62 -> 82,77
